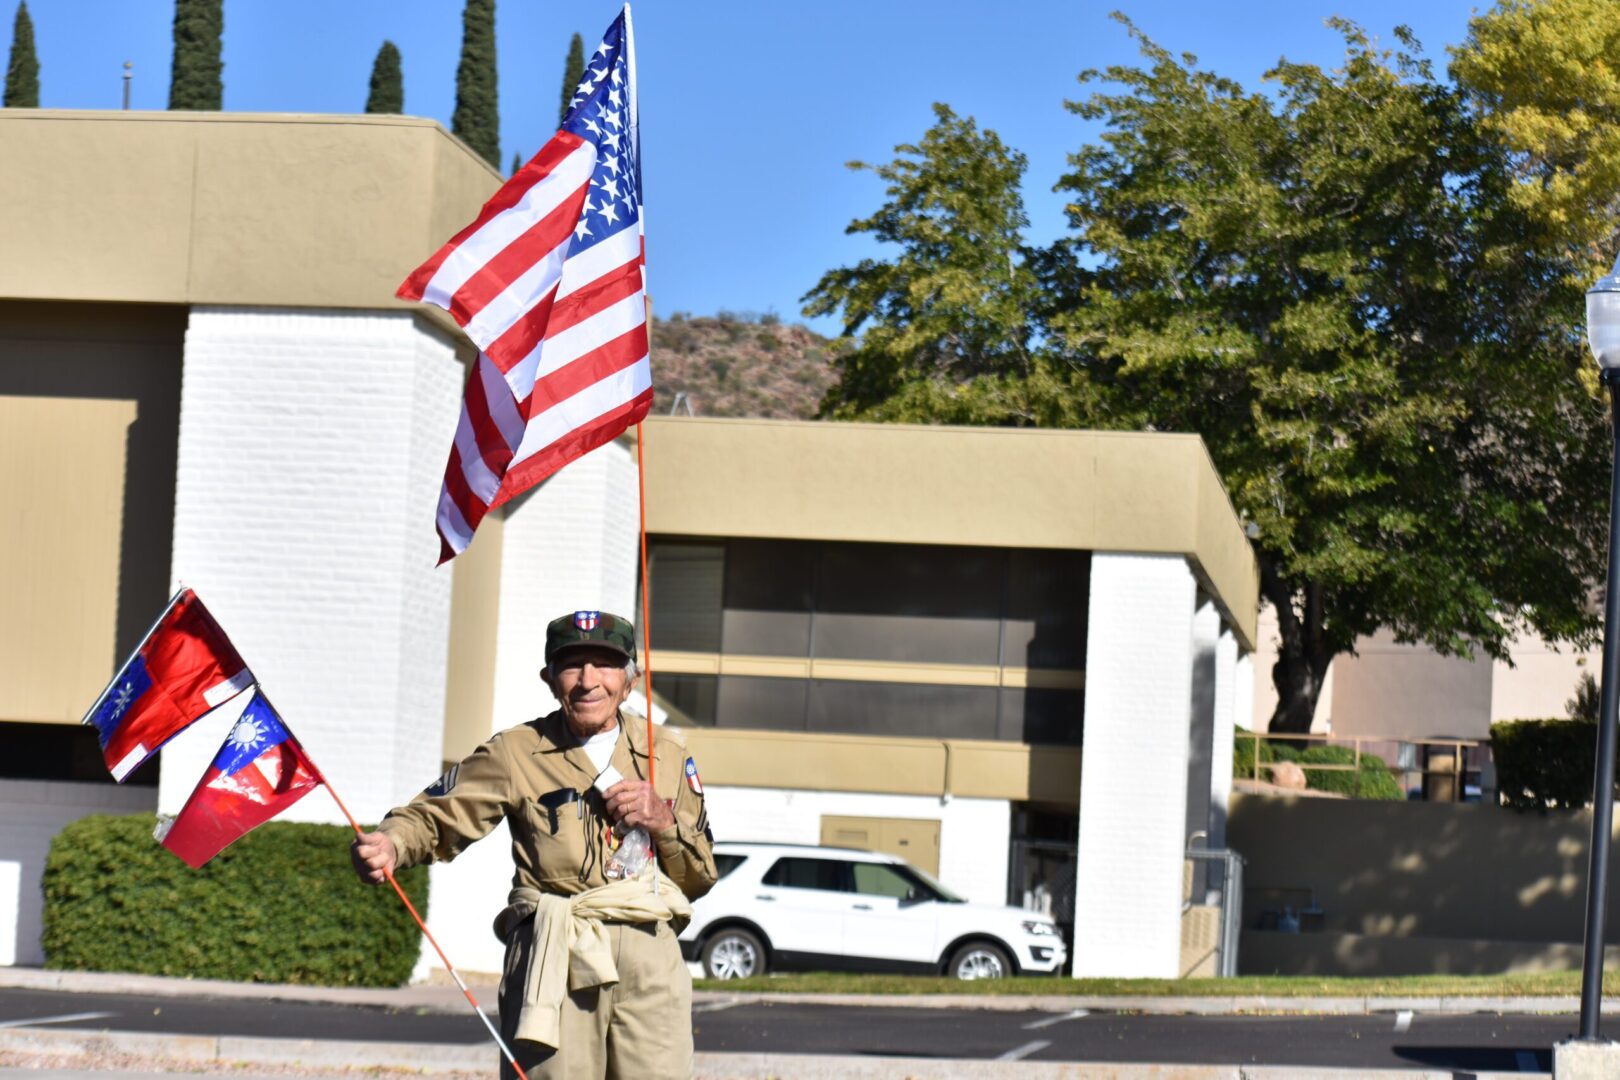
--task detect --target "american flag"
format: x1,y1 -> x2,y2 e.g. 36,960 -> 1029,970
399,7 -> 648,563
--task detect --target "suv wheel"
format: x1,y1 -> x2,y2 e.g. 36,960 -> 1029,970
702,927 -> 766,979
948,941 -> 1012,980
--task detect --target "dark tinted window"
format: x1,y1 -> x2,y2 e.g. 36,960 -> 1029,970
714,853 -> 746,881
761,857 -> 850,892
813,543 -> 1003,665
997,687 -> 1084,746
722,539 -> 814,656
717,676 -> 809,730
648,543 -> 723,652
850,862 -> 916,899
657,674 -> 717,726
1004,550 -> 1089,669
807,680 -> 997,740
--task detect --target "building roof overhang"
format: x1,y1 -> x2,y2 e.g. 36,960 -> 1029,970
0,109 -> 499,317
641,416 -> 1260,651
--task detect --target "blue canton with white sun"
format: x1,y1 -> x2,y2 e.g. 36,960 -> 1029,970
559,13 -> 639,256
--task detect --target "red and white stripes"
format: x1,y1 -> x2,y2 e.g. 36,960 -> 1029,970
400,129 -> 651,563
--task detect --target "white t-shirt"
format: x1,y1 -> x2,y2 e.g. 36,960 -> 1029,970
581,727 -> 621,787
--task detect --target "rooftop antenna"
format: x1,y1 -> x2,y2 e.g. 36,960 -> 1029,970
668,391 -> 694,417
122,62 -> 132,110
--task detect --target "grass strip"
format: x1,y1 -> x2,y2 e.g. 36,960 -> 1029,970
694,971 -> 1619,997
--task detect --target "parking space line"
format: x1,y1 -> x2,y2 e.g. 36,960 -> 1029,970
997,1039 -> 1052,1061
1393,1010 -> 1412,1032
1023,1009 -> 1090,1030
0,1012 -> 114,1029
692,1001 -> 741,1014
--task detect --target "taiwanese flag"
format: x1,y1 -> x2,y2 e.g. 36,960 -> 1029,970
157,690 -> 322,868
83,589 -> 253,781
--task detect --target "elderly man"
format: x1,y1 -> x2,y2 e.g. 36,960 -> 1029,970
351,611 -> 717,1080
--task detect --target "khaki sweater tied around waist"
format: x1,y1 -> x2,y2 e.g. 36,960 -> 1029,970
494,866 -> 693,1051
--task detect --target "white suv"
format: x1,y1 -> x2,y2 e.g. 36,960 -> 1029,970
679,841 -> 1067,979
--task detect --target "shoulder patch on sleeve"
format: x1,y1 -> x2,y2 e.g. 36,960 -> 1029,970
684,756 -> 703,795
425,764 -> 459,798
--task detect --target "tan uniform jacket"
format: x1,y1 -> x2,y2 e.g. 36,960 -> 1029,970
378,712 -> 717,904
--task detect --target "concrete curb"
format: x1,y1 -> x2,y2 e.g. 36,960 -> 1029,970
0,965 -> 1609,1017
0,1029 -> 1545,1080
0,1026 -> 483,1072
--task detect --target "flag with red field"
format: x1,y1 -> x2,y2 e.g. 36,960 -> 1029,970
156,690 -> 322,868
83,589 -> 254,782
399,6 -> 648,563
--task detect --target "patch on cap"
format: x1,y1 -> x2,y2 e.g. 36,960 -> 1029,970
574,610 -> 600,631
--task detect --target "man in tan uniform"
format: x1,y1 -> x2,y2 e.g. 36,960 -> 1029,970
351,611 -> 717,1080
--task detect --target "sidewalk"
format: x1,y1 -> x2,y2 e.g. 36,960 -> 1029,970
0,963 -> 1608,1017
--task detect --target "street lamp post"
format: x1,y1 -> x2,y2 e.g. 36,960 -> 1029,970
1578,254 -> 1620,1040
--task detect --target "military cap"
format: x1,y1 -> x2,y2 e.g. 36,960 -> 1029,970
545,610 -> 636,667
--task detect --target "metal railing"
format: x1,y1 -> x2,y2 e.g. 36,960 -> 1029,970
1184,847 -> 1244,978
1235,730 -> 1488,801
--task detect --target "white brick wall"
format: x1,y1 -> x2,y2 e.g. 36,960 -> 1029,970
488,439 -> 640,729
1209,629 -> 1238,854
701,786 -> 1011,908
0,780 -> 156,965
1073,553 -> 1197,977
162,308 -> 462,826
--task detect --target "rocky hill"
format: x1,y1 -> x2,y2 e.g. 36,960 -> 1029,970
647,311 -> 839,420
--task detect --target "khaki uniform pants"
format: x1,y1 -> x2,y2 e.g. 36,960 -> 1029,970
498,919 -> 693,1080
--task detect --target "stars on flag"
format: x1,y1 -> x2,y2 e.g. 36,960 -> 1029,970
558,17 -> 638,257
110,680 -> 136,720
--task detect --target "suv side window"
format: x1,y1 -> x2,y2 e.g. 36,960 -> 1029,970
850,861 -> 918,899
761,856 -> 851,892
714,854 -> 746,881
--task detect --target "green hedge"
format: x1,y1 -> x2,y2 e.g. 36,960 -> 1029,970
1296,745 -> 1404,800
1234,738 -> 1402,799
1491,718 -> 1610,811
43,814 -> 428,986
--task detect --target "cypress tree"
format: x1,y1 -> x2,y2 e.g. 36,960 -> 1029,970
365,40 -> 403,114
4,1 -> 39,108
510,151 -> 522,175
168,0 -> 223,110
451,0 -> 499,169
559,32 -> 584,126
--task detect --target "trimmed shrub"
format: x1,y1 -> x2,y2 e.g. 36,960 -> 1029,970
1492,718 -> 1610,811
1232,736 -> 1299,780
1234,738 -> 1400,799
1296,745 -> 1403,800
43,814 -> 427,986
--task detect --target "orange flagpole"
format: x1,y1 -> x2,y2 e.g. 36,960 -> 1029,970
317,771 -> 530,1080
636,421 -> 654,792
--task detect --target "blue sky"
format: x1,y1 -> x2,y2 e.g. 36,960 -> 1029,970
10,1 -> 1487,335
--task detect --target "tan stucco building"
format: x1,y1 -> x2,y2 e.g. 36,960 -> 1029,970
0,110 -> 1260,980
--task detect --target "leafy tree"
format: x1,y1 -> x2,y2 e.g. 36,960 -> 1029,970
4,1 -> 38,108
1568,671 -> 1601,723
802,103 -> 1055,426
1452,0 -> 1620,281
1048,19 -> 1608,731
365,40 -> 402,114
452,0 -> 500,169
168,0 -> 223,110
559,31 -> 585,126
806,19 -> 1611,734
